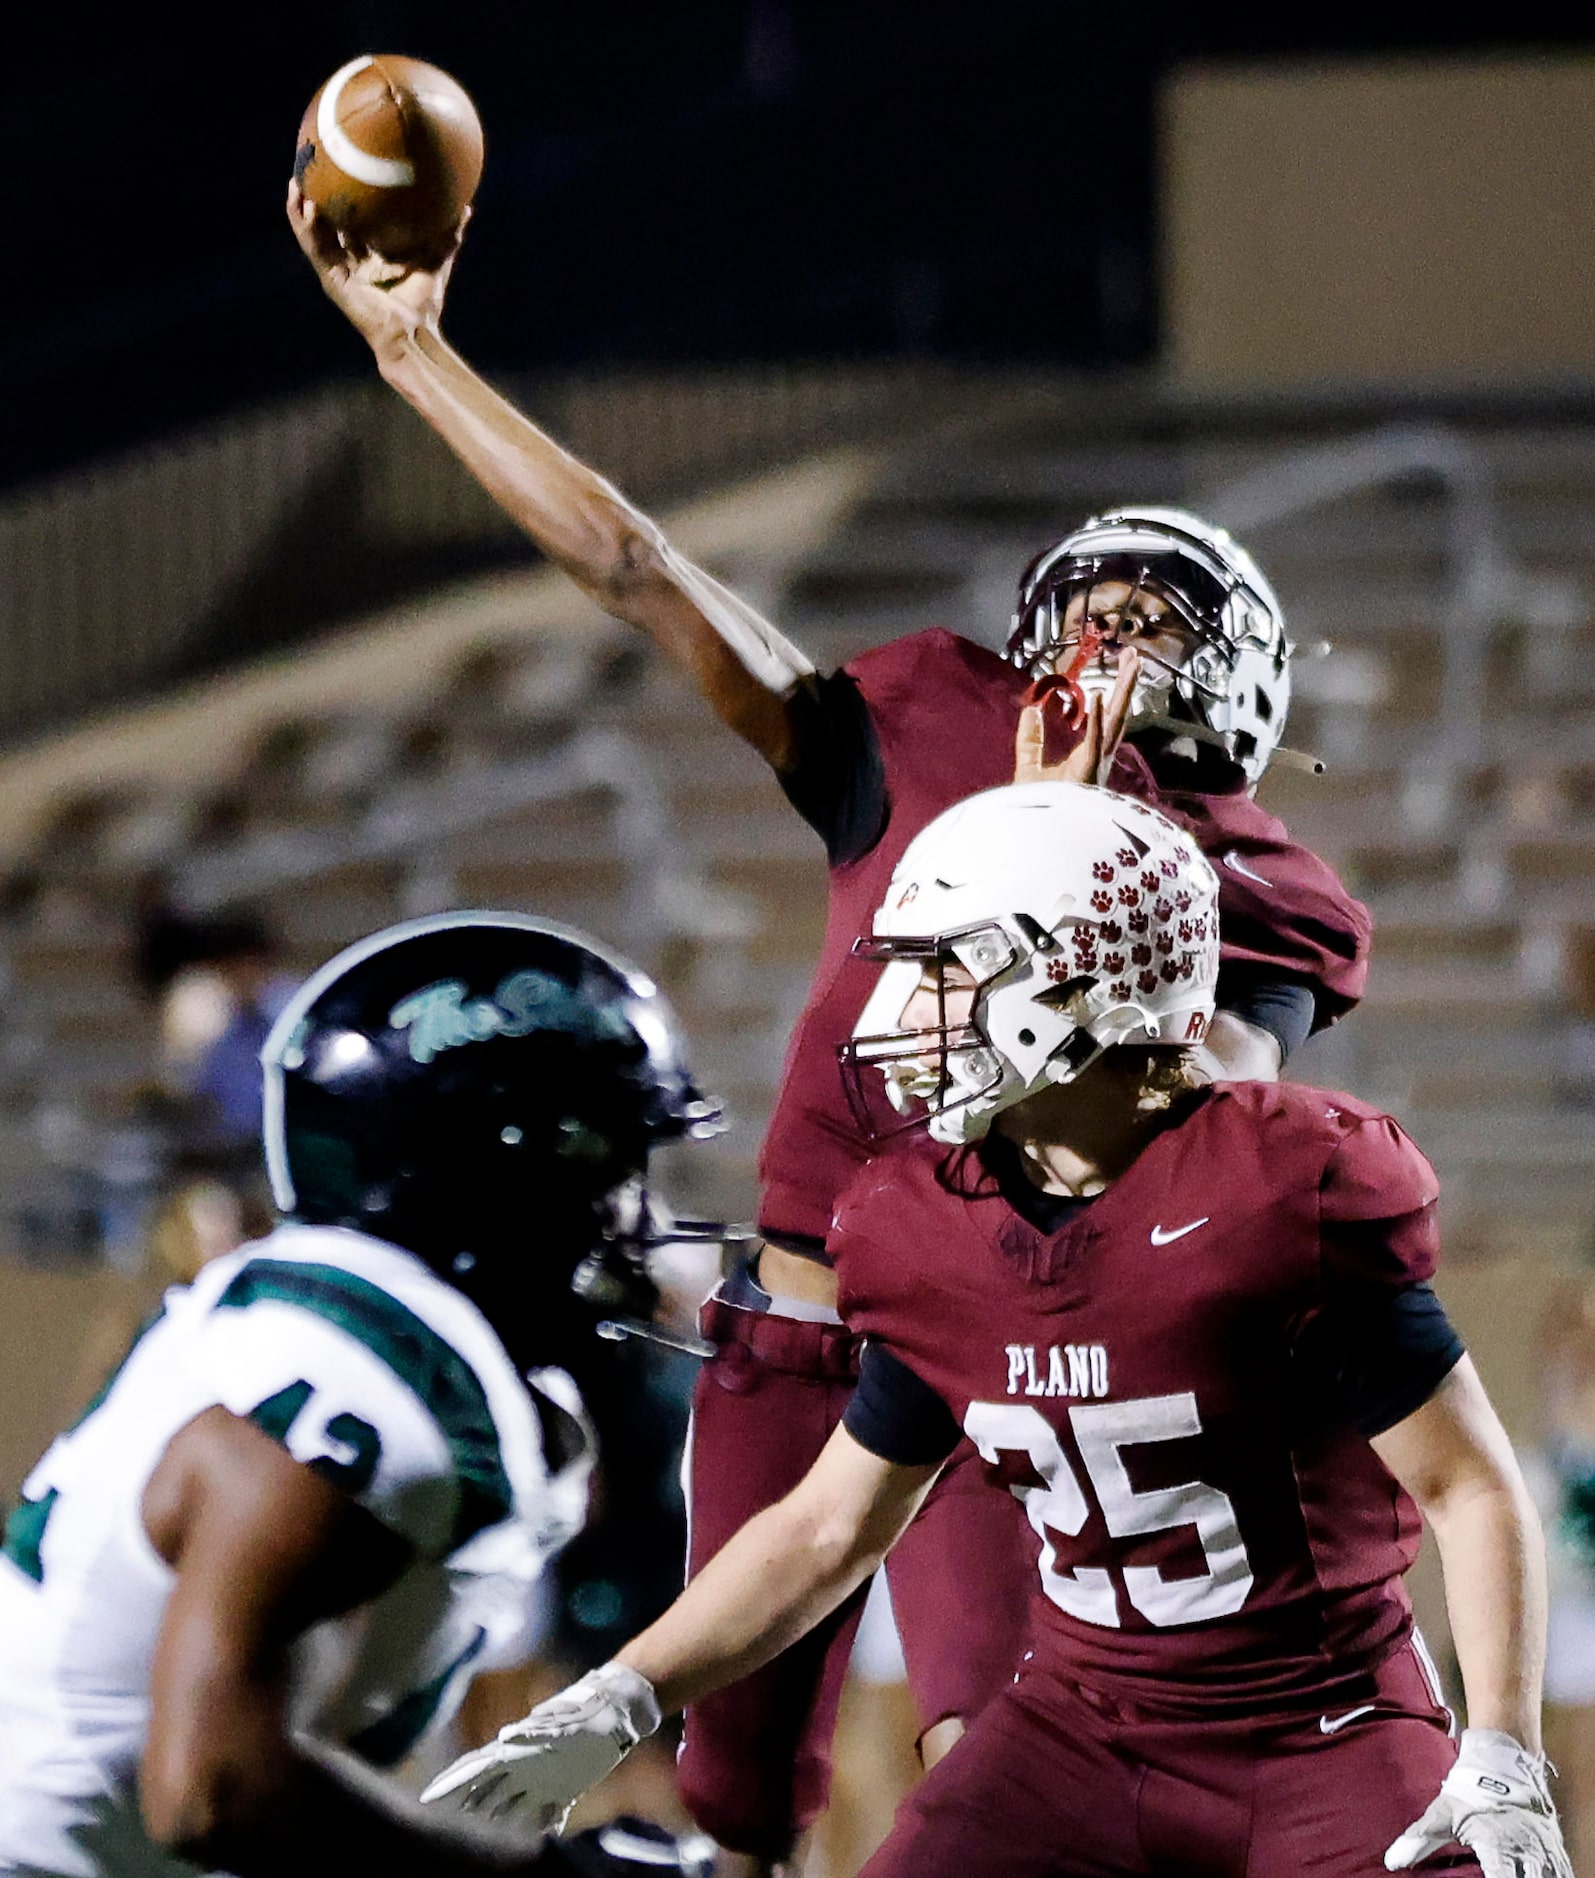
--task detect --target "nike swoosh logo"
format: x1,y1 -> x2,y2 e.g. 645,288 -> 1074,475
1149,1217 -> 1209,1245
1319,1703 -> 1376,1735
1223,849 -> 1275,888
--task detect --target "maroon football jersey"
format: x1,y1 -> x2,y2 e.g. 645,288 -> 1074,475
756,628 -> 1372,1247
833,1080 -> 1442,1719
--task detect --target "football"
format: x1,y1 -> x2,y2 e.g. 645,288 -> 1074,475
294,54 -> 484,260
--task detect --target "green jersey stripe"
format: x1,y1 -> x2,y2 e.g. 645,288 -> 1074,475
214,1260 -> 511,1549
1,1488 -> 59,1584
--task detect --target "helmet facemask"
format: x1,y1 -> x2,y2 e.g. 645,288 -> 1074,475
842,926 -> 1026,1144
1019,556 -> 1229,731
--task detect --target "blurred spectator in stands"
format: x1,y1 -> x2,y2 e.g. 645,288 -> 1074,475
125,881 -> 289,1246
1531,1271 -> 1595,1870
132,894 -> 292,1153
183,918 -> 293,1145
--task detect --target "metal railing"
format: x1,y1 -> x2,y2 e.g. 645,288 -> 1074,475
173,724 -> 755,956
1203,420 -> 1587,826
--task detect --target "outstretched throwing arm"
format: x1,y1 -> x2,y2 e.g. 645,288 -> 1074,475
287,185 -> 814,771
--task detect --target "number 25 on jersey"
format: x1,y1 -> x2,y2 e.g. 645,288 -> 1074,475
965,1392 -> 1253,1628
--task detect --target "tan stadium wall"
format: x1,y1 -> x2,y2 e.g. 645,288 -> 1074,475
0,1267 -> 165,1504
1162,55 -> 1595,392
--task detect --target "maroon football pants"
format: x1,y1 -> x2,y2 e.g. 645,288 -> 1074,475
862,1639 -> 1481,1877
678,1296 -> 1037,1856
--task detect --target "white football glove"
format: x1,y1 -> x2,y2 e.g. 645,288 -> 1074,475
419,1660 -> 661,1835
1385,1728 -> 1572,1877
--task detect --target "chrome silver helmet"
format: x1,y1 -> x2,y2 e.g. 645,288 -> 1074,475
1007,505 -> 1290,786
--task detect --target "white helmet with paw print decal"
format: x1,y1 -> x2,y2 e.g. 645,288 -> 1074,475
839,782 -> 1219,1144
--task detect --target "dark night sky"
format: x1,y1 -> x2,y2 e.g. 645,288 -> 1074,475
1,4 -> 1590,490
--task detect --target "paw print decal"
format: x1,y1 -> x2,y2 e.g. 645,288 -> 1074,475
1092,861 -> 1116,883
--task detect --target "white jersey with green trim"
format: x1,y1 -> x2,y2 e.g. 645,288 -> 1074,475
0,1223 -> 594,1878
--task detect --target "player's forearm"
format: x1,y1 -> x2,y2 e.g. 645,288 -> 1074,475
379,325 -> 665,607
618,1486 -> 908,1716
387,330 -> 807,661
1427,1469 -> 1548,1750
618,1501 -> 879,1714
1377,1361 -> 1551,1751
375,327 -> 813,766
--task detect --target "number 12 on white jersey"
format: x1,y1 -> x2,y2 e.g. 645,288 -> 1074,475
964,1394 -> 1254,1629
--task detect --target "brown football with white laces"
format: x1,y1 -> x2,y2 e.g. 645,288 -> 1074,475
294,54 -> 483,260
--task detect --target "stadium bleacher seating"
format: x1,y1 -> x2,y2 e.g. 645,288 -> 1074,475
0,378 -> 1591,1270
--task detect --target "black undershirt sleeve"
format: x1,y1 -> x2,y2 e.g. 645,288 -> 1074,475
843,1341 -> 963,1467
774,670 -> 889,866
1214,965 -> 1317,1064
1293,1281 -> 1465,1438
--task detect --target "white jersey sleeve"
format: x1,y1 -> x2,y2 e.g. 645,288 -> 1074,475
191,1249 -> 517,1560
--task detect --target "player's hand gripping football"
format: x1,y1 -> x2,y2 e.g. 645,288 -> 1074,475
1384,1728 -> 1573,1877
419,1660 -> 662,1835
286,178 -> 465,366
1014,644 -> 1140,788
